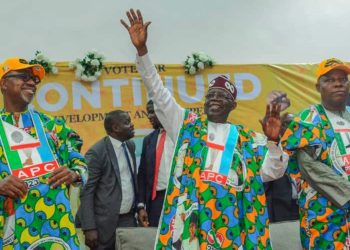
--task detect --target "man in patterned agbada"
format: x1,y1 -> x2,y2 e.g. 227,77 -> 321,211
121,9 -> 289,250
280,58 -> 350,249
0,58 -> 87,249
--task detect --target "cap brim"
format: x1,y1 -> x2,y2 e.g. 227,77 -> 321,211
5,64 -> 45,81
319,65 -> 350,79
333,65 -> 350,74
26,64 -> 45,81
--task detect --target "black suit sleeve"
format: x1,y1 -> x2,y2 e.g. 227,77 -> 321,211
79,147 -> 103,230
137,136 -> 149,206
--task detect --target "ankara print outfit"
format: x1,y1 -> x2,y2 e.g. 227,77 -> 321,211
156,111 -> 272,250
136,53 -> 288,250
281,104 -> 350,250
0,109 -> 87,250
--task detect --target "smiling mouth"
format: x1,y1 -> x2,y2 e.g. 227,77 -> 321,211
23,89 -> 35,95
209,103 -> 221,109
333,91 -> 346,95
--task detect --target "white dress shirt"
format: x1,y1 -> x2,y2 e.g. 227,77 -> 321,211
109,136 -> 135,214
136,53 -> 288,183
155,129 -> 175,191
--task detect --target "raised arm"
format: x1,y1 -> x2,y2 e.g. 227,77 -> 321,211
259,103 -> 289,182
259,103 -> 282,142
121,9 -> 185,142
120,9 -> 150,56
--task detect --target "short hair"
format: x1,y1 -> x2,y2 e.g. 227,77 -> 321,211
147,99 -> 153,105
104,110 -> 127,134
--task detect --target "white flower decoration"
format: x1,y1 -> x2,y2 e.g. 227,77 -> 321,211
199,54 -> 208,62
51,67 -> 58,74
70,50 -> 105,82
189,66 -> 196,75
29,51 -> 58,75
184,52 -> 214,75
91,59 -> 100,66
187,57 -> 195,66
197,61 -> 205,70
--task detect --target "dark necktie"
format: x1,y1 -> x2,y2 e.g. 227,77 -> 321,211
122,142 -> 136,208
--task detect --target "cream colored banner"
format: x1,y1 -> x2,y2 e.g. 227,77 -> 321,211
17,62 -> 320,153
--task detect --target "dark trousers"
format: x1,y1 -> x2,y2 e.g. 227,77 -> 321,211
264,175 -> 299,223
92,211 -> 137,250
148,190 -> 166,227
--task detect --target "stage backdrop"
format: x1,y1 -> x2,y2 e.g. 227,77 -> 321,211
16,62 -> 320,155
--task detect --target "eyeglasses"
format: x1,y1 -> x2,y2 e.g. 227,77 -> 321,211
3,73 -> 41,84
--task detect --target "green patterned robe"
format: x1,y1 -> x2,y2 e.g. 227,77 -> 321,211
156,111 -> 271,250
281,104 -> 350,249
0,109 -> 87,250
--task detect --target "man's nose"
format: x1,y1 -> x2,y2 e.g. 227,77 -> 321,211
207,93 -> 220,100
335,79 -> 348,86
25,77 -> 36,86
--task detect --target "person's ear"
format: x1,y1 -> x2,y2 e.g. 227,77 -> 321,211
231,101 -> 237,111
315,82 -> 321,93
112,123 -> 120,133
0,79 -> 7,93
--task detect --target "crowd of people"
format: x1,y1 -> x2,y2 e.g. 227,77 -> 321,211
0,8 -> 349,250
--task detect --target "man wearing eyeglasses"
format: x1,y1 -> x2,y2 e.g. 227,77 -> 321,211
281,58 -> 350,249
121,9 -> 289,250
0,58 -> 87,249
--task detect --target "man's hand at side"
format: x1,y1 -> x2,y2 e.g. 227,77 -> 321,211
138,208 -> 149,227
84,229 -> 99,249
0,176 -> 27,199
48,166 -> 79,188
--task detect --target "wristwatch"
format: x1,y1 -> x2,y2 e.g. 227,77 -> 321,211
73,170 -> 82,183
137,203 -> 145,212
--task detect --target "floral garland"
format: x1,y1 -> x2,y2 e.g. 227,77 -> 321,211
69,50 -> 105,82
29,51 -> 58,74
184,52 -> 214,75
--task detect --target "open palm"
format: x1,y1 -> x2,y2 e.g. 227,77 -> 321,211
121,9 -> 151,53
260,104 -> 282,141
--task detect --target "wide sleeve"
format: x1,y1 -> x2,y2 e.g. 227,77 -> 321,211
136,53 -> 185,143
45,115 -> 88,185
249,131 -> 289,182
261,142 -> 289,182
297,147 -> 350,208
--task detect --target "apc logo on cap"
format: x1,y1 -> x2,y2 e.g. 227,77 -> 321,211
19,58 -> 28,64
2,65 -> 9,72
225,81 -> 235,94
208,80 -> 215,87
325,58 -> 343,68
19,59 -> 28,64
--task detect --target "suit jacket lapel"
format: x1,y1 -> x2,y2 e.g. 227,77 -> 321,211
126,140 -> 137,179
105,137 -> 121,185
149,129 -> 160,177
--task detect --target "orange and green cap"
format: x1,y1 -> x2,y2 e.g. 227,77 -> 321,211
316,58 -> 350,79
0,58 -> 45,81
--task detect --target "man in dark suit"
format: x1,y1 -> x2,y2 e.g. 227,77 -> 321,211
264,111 -> 299,222
137,100 -> 174,227
75,110 -> 137,250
